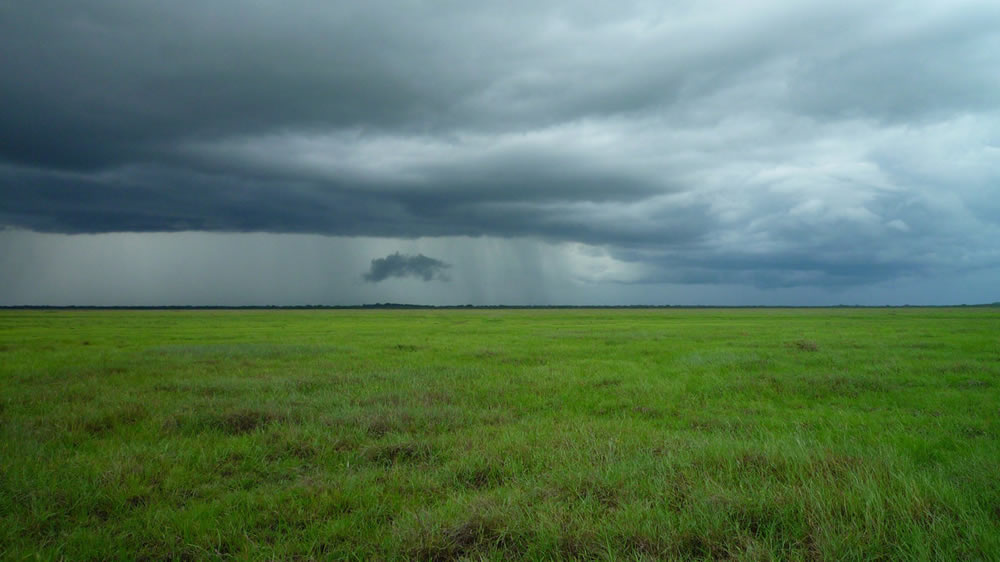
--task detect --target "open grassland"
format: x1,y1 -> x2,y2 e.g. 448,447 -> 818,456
1,308 -> 999,560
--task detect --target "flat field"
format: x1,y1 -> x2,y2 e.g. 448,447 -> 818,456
1,308 -> 998,560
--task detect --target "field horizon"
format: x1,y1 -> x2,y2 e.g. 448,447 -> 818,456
2,308 -> 998,559
4,303 -> 1000,310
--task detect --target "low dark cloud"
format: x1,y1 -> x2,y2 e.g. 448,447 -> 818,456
363,253 -> 451,283
1,0 -> 998,296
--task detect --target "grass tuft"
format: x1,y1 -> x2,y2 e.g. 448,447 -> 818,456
791,339 -> 820,351
81,403 -> 148,435
214,409 -> 285,434
364,441 -> 434,466
408,510 -> 517,561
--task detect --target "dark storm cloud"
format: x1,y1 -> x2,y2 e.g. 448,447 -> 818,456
363,253 -> 451,283
1,0 -> 999,289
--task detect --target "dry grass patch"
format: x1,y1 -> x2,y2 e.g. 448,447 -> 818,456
364,441 -> 435,466
81,403 -> 148,435
790,339 -> 820,352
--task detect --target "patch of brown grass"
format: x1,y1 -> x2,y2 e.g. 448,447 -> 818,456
364,441 -> 434,466
791,339 -> 819,352
81,403 -> 148,435
164,408 -> 289,435
216,409 -> 284,434
453,465 -> 509,490
408,510 -> 519,561
592,378 -> 623,388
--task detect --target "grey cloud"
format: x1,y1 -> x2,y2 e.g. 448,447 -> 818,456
6,2 -> 996,171
363,253 -> 451,283
1,0 -> 999,293
787,5 -> 1000,122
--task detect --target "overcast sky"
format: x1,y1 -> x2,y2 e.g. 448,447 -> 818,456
2,0 -> 998,305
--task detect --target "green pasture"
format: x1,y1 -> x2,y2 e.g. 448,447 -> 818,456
1,308 -> 998,559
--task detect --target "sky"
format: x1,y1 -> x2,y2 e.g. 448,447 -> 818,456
2,0 -> 999,306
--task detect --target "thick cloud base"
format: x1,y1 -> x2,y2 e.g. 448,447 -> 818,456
2,1 -> 999,299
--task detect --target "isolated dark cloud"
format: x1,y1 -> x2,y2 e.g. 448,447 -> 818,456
1,0 -> 999,291
363,253 -> 450,283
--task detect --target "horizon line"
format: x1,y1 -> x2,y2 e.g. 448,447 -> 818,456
2,303 -> 999,310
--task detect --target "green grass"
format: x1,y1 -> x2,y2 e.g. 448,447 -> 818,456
1,308 -> 998,560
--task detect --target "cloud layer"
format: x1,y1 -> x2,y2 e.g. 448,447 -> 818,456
2,0 -> 999,294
